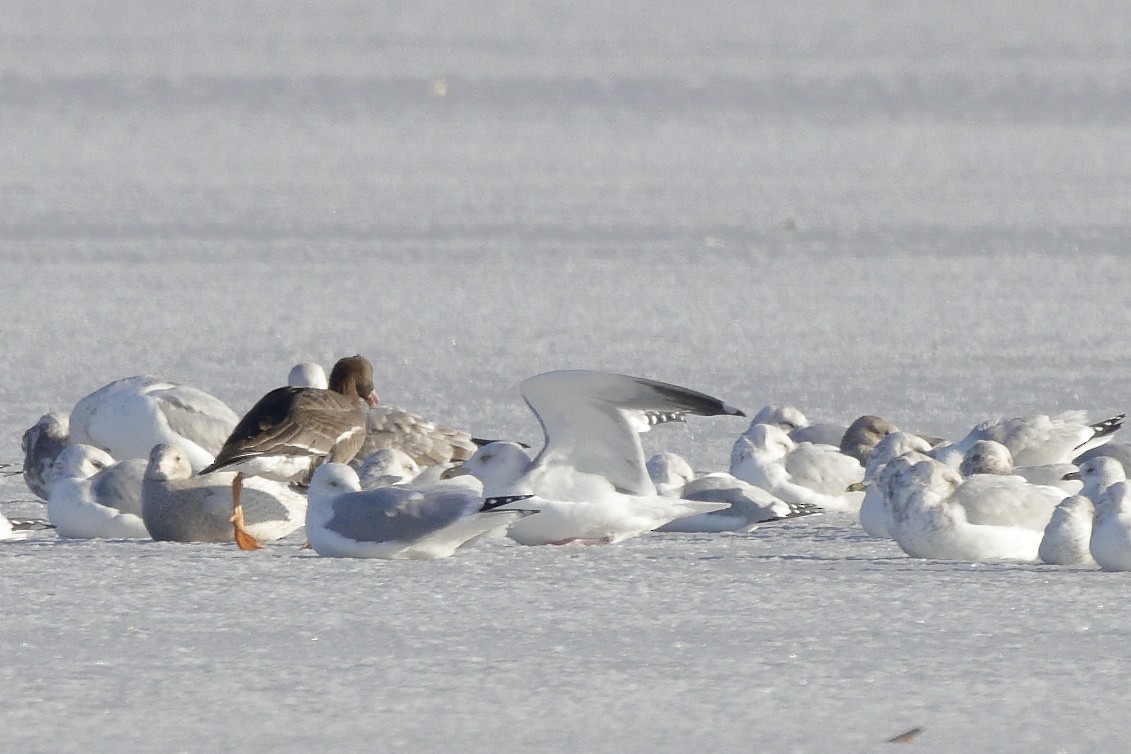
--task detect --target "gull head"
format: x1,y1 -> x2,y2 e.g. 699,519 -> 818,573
840,415 -> 899,464
454,442 -> 534,495
1071,456 -> 1128,501
52,444 -> 115,483
959,440 -> 1015,477
288,362 -> 329,390
145,443 -> 194,482
357,448 -> 421,488
865,431 -> 933,481
647,452 -> 695,494
741,424 -> 795,458
309,463 -> 363,505
750,405 -> 809,433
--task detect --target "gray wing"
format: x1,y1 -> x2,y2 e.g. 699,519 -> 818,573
325,486 -> 479,544
521,370 -> 744,497
790,423 -> 847,446
90,459 -> 148,517
681,475 -> 803,522
154,384 -> 240,455
361,406 -> 477,466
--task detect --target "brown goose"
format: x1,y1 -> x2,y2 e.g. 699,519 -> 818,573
201,355 -> 379,549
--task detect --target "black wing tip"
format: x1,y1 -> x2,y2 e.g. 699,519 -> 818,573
9,518 -> 55,531
785,502 -> 822,518
480,494 -> 535,512
1093,414 -> 1126,438
472,438 -> 532,449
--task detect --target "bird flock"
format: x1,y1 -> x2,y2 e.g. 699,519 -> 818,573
7,356 -> 1131,571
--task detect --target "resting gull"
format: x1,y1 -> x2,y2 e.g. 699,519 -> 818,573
448,370 -> 744,545
143,443 -> 306,544
656,473 -> 819,533
951,411 -> 1124,467
69,375 -> 239,472
47,444 -> 149,539
357,448 -> 423,489
731,424 -> 864,512
305,463 -> 528,558
888,456 -> 1062,561
856,432 -> 934,538
751,405 -> 847,447
959,440 -> 1081,493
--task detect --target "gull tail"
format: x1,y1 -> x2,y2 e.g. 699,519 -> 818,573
1073,414 -> 1126,459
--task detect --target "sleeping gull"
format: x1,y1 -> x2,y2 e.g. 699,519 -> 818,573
47,444 -> 149,539
655,473 -> 819,533
839,415 -> 900,465
646,452 -> 697,497
959,440 -> 1081,492
447,370 -> 745,545
305,463 -> 529,558
888,456 -> 1063,561
202,355 -> 377,549
856,432 -> 933,538
143,443 -> 306,544
21,411 -> 71,500
751,405 -> 846,447
952,411 -> 1124,467
731,424 -> 864,512
357,448 -> 423,489
70,375 -> 240,471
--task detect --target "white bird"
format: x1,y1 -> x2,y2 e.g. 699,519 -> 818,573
356,448 -> 423,489
888,456 -> 1062,561
1039,495 -> 1096,566
959,440 -> 1081,493
47,444 -> 150,539
731,424 -> 863,512
143,443 -> 307,544
70,375 -> 240,471
750,405 -> 846,446
857,432 -> 933,538
21,411 -> 71,500
646,452 -> 696,496
655,473 -> 819,533
1073,455 -> 1128,503
1078,458 -> 1131,571
288,362 -> 329,389
952,411 -> 1123,467
449,371 -> 744,545
305,463 -> 527,559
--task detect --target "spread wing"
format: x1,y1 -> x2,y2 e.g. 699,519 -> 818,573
520,370 -> 744,497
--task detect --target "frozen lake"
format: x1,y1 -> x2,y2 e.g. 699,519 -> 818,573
3,3 -> 1131,751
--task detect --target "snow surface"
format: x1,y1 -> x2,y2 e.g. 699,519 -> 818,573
4,2 -> 1131,751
